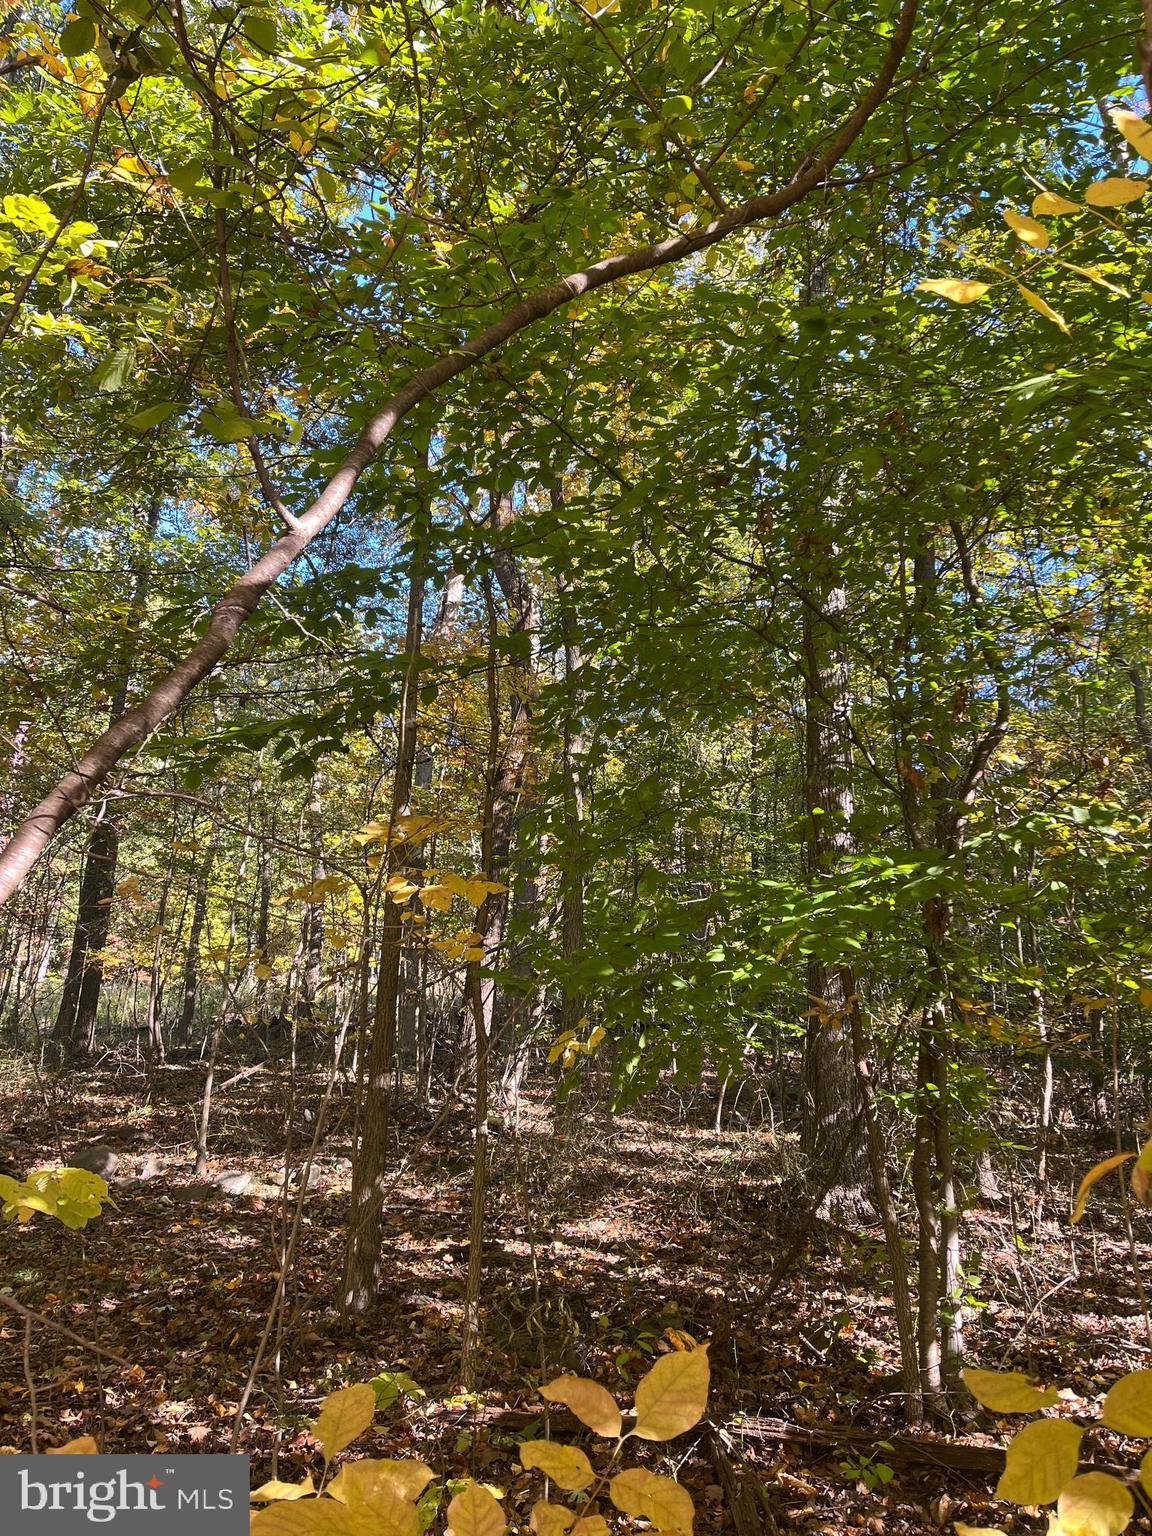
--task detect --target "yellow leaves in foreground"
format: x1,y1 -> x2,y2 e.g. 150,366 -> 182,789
539,1375 -> 624,1438
962,1367 -> 1058,1413
312,1385 -> 377,1461
1100,1369 -> 1152,1436
1054,1473 -> 1134,1536
995,1418 -> 1083,1505
445,1481 -> 507,1536
632,1343 -> 711,1441
531,1503 -> 575,1536
917,279 -> 991,304
0,1167 -> 112,1229
610,1468 -> 695,1533
329,1460 -> 434,1507
252,1476 -> 317,1502
253,1358 -> 708,1536
519,1442 -> 594,1492
46,1436 -> 99,1454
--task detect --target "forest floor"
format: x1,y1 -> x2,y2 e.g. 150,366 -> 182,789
1,1056 -> 1151,1534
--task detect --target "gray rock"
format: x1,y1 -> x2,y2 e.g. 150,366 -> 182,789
70,1145 -> 119,1177
212,1169 -> 252,1195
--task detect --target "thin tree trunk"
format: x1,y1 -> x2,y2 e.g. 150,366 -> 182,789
799,536 -> 870,1220
176,825 -> 219,1048
558,557 -> 586,1039
341,508 -> 428,1315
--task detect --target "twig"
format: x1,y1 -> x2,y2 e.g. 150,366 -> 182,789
0,1290 -> 134,1368
23,1316 -> 39,1453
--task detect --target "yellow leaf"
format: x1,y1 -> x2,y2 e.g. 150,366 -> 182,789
1139,986 -> 1152,1008
519,1442 -> 594,1492
313,1384 -> 377,1460
531,1503 -> 575,1536
962,1368 -> 1059,1413
254,963 -> 275,980
445,1481 -> 506,1536
1032,191 -> 1079,216
1071,1150 -> 1135,1222
47,1436 -> 99,1454
732,158 -> 755,172
1056,263 -> 1128,296
1004,208 -> 1051,248
610,1469 -> 695,1533
917,278 -> 991,303
1100,1369 -> 1152,1435
1016,283 -> 1068,333
1056,1473 -> 1134,1536
419,883 -> 453,912
570,1521 -> 609,1536
1139,1448 -> 1152,1494
1110,109 -> 1152,160
954,1526 -> 1008,1536
385,875 -> 420,904
1084,177 -> 1147,207
547,1031 -> 578,1065
251,1504 -> 357,1536
995,1419 -> 1083,1505
632,1343 -> 710,1441
328,1459 -> 434,1506
1132,1138 -> 1152,1206
252,1477 -> 317,1502
539,1375 -> 623,1437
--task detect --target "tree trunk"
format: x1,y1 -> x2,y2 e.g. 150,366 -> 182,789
51,807 -> 121,1056
341,481 -> 429,1315
175,825 -> 219,1048
799,537 -> 870,1221
50,501 -> 161,1057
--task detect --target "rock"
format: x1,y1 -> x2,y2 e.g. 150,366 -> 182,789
212,1169 -> 252,1195
69,1145 -> 119,1177
290,1163 -> 323,1191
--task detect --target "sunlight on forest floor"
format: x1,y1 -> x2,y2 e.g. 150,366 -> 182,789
2,1063 -> 1149,1534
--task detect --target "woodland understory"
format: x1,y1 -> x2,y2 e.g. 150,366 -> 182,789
3,1060 -> 1152,1536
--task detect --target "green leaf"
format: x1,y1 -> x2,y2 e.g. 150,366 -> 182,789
198,401 -> 270,442
243,14 -> 280,52
93,345 -> 137,393
127,400 -> 187,433
59,17 -> 97,56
